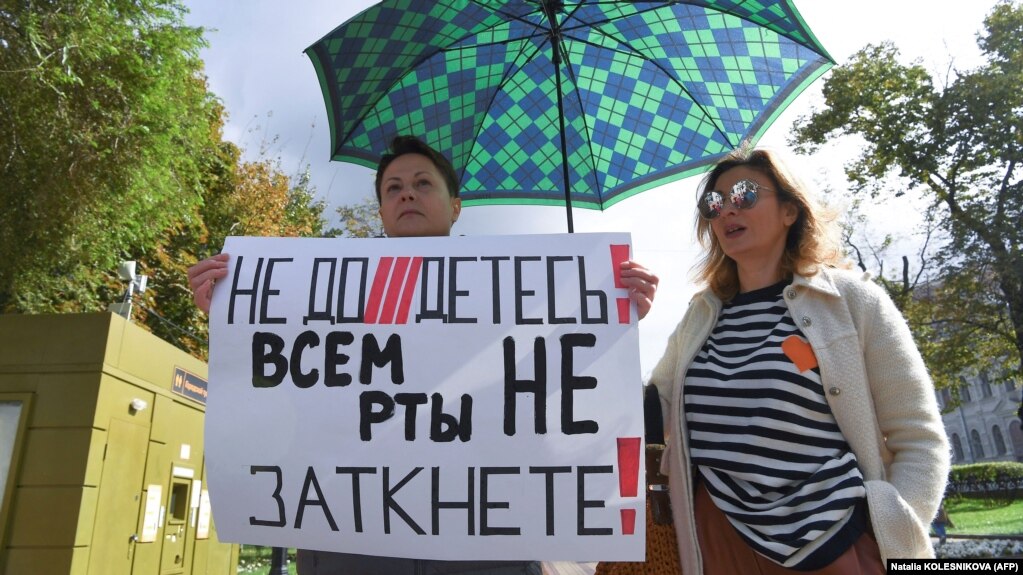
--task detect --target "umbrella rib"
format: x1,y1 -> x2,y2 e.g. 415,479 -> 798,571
559,59 -> 605,209
722,0 -> 832,55
552,7 -> 605,206
440,1 -> 560,188
457,32 -> 550,190
566,1 -> 831,55
336,3 -> 546,147
453,0 -> 550,48
557,2 -> 830,150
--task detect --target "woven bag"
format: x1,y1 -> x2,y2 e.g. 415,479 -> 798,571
594,386 -> 682,575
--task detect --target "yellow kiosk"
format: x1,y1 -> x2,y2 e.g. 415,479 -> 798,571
0,312 -> 237,574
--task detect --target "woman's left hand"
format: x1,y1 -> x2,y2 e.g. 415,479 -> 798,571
619,260 -> 659,320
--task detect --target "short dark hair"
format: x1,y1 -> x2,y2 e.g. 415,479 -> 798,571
375,135 -> 460,202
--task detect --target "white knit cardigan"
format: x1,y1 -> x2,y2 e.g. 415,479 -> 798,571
650,267 -> 950,574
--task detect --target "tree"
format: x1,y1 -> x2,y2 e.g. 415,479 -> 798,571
137,107 -> 327,358
0,0 -> 215,313
328,196 -> 385,239
836,202 -> 991,392
0,1 -> 328,360
791,1 -> 1023,388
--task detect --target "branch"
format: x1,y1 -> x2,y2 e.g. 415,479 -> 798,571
0,49 -> 58,74
868,239 -> 885,279
927,169 -> 952,191
996,159 -> 1016,222
912,221 -> 934,288
919,319 -> 987,336
927,315 -> 1012,337
843,230 -> 868,272
931,177 -> 1007,265
901,256 -> 910,294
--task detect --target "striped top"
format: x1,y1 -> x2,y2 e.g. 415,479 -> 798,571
683,281 -> 867,570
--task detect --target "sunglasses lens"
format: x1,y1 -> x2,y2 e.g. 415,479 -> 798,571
699,180 -> 765,219
698,191 -> 723,219
731,180 -> 760,210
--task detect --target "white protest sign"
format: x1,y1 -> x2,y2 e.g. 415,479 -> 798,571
206,233 -> 645,561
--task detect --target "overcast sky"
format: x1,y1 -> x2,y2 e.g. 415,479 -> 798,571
181,1 -> 993,374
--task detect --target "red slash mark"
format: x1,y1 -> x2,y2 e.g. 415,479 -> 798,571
364,257 -> 394,324
394,257 -> 423,324
364,257 -> 423,324
378,257 -> 411,324
609,244 -> 631,324
617,437 -> 641,535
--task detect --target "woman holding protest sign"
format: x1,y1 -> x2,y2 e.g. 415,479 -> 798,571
647,147 -> 949,574
188,135 -> 660,574
188,136 -> 659,317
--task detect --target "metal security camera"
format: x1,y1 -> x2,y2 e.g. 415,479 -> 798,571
118,260 -> 137,282
109,260 -> 148,321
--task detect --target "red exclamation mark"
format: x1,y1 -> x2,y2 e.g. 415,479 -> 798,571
609,244 -> 631,324
617,436 -> 641,535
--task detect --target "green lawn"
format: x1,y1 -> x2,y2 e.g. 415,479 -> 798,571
237,547 -> 297,575
238,564 -> 297,575
945,498 -> 1023,536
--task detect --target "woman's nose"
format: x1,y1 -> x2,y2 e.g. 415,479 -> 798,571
720,199 -> 739,216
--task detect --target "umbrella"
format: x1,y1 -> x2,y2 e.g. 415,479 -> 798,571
306,0 -> 832,232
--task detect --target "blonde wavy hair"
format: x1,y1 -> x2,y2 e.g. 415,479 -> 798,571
693,147 -> 846,300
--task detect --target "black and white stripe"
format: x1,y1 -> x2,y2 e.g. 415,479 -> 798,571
684,281 -> 866,569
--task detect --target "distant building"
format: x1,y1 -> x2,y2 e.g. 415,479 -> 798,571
937,372 -> 1023,463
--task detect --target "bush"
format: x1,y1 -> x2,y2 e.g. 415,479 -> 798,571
947,462 -> 1023,499
935,538 -> 1023,559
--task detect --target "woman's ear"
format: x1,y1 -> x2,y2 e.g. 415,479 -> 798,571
451,197 -> 462,223
782,202 -> 799,227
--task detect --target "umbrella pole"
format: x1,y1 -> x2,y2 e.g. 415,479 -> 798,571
555,73 -> 573,234
548,14 -> 574,234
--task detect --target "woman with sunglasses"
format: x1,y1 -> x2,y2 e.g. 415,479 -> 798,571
649,147 -> 949,574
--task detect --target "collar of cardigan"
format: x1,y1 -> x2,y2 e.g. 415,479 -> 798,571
787,267 -> 843,298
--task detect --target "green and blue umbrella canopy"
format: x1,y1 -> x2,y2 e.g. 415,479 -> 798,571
306,0 -> 832,231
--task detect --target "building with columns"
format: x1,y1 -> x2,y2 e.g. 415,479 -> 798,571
937,372 -> 1023,464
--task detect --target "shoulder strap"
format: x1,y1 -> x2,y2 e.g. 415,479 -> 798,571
644,384 -> 664,445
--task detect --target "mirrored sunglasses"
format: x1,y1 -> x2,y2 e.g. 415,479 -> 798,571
697,179 -> 772,220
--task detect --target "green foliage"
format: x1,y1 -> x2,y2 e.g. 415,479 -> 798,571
950,462 -> 1023,484
0,1 -> 329,359
328,196 -> 385,238
791,1 -> 1023,388
947,462 -> 1023,503
0,0 -> 214,313
284,170 -> 327,239
137,120 -> 327,358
